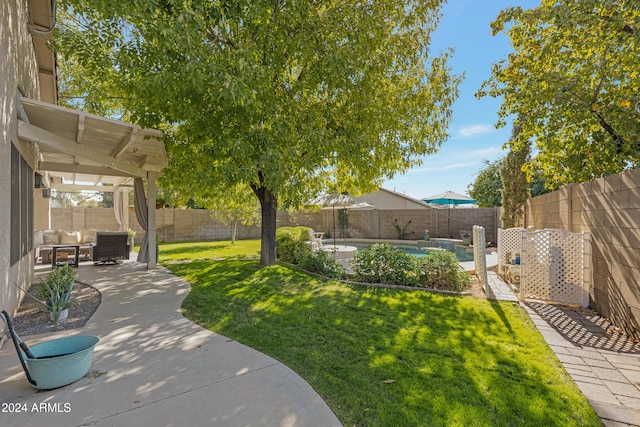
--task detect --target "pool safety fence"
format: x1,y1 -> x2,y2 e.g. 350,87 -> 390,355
498,228 -> 592,307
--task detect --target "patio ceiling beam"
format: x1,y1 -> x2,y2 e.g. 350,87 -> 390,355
38,161 -> 138,178
77,113 -> 85,143
19,121 -> 146,177
112,127 -> 137,158
51,183 -> 116,192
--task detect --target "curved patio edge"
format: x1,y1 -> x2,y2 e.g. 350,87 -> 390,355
0,257 -> 342,427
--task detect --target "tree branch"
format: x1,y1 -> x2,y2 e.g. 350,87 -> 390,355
591,110 -> 626,152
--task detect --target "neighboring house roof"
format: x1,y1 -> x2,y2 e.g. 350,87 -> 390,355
354,188 -> 436,210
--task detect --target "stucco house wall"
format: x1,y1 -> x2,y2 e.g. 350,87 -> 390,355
1,0 -> 44,318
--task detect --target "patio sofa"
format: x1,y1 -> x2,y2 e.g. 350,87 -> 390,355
34,229 -> 101,264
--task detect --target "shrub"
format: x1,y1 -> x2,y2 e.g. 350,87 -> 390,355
415,250 -> 471,292
299,250 -> 345,279
276,234 -> 312,264
276,226 -> 312,242
351,243 -> 419,287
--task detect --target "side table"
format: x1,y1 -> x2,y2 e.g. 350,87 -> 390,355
52,245 -> 80,269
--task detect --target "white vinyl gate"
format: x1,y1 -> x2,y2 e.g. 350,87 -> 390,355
498,228 -> 592,307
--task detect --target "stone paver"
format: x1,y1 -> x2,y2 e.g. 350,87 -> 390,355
487,273 -> 640,427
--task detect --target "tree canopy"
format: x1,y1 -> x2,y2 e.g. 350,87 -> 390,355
55,0 -> 461,265
468,159 -> 502,208
467,151 -> 550,210
477,0 -> 640,188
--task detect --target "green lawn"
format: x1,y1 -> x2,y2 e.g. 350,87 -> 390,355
160,241 -> 600,427
159,239 -> 261,261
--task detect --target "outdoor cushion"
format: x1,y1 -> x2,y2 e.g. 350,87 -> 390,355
60,230 -> 81,244
43,230 -> 59,245
34,230 -> 45,246
82,229 -> 97,244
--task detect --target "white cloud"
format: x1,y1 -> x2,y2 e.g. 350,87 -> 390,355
455,124 -> 495,139
409,161 -> 478,174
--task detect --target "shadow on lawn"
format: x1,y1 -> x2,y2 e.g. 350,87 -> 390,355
173,260 -> 600,427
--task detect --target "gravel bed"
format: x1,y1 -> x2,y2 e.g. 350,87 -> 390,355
10,281 -> 101,336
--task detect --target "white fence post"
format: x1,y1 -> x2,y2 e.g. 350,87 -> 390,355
582,231 -> 592,308
473,225 -> 489,296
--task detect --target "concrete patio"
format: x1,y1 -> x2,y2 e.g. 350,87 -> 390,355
0,256 -> 341,427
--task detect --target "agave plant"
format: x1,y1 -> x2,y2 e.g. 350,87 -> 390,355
18,265 -> 77,330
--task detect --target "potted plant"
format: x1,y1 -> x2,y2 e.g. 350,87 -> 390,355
34,265 -> 77,329
462,232 -> 471,246
127,228 -> 136,248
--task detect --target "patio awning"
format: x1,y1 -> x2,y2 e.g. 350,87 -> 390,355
17,97 -> 166,269
17,97 -> 167,191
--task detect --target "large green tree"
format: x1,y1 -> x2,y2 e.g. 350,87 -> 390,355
477,0 -> 640,188
55,0 -> 460,265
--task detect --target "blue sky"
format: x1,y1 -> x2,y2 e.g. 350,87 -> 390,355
382,0 -> 540,200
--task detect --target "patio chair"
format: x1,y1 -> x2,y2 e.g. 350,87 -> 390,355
308,229 -> 324,251
92,232 -> 129,264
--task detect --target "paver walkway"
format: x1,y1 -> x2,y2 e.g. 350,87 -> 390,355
486,273 -> 640,427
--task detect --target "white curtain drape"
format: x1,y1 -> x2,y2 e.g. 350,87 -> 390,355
113,188 -> 124,231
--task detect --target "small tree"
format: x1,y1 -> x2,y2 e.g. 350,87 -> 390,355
197,184 -> 260,244
468,156 -> 552,210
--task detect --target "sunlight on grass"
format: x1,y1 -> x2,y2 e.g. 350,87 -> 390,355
161,243 -> 600,426
158,239 -> 260,261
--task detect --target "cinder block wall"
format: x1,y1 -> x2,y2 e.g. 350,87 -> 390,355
282,207 -> 500,244
51,206 -> 500,244
50,208 -> 262,243
526,169 -> 640,339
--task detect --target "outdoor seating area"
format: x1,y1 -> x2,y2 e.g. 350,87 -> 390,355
35,229 -> 96,264
34,230 -> 131,266
308,228 -> 324,250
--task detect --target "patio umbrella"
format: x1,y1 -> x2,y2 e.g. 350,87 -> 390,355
306,193 -> 372,249
421,191 -> 477,237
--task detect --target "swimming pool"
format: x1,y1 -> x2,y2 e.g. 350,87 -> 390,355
349,239 -> 474,263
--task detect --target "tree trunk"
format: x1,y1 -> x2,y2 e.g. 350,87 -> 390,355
231,220 -> 238,244
253,185 -> 277,266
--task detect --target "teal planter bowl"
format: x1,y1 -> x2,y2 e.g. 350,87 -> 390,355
22,336 -> 99,389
